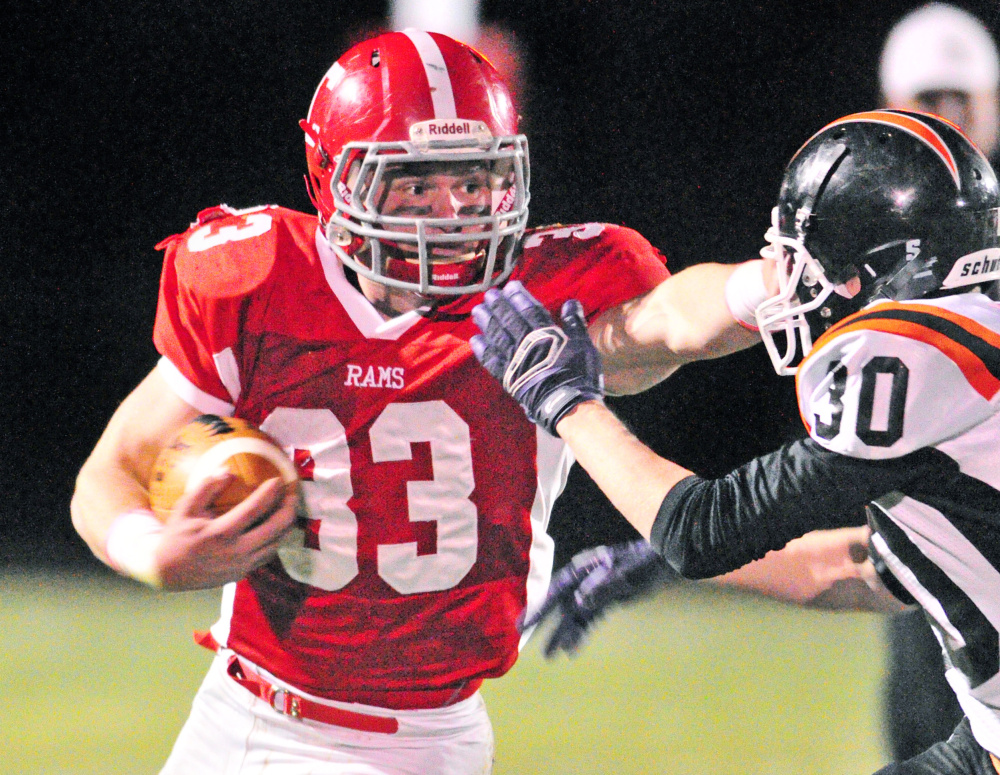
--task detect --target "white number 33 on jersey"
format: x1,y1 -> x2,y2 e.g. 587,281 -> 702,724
261,402 -> 478,595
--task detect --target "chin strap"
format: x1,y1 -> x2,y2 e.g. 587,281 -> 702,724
303,174 -> 324,215
869,244 -> 942,302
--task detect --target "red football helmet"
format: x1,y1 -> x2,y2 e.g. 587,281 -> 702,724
300,30 -> 530,296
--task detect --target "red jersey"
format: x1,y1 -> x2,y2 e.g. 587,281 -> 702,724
153,205 -> 669,708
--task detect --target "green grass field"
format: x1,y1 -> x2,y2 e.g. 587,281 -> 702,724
1,569 -> 890,774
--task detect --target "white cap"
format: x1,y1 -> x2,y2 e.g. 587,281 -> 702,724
880,3 -> 1000,102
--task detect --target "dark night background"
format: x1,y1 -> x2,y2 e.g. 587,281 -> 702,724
3,0 -> 999,570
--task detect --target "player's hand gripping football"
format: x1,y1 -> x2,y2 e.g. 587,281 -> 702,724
471,281 -> 604,435
521,540 -> 677,657
153,474 -> 300,590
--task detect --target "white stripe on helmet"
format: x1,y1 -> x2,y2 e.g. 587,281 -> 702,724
402,29 -> 458,119
307,62 -> 345,122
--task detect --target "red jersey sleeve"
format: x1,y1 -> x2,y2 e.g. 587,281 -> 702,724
152,205 -> 282,406
513,223 -> 669,319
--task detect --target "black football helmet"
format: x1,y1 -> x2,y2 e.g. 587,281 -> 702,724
757,110 -> 1000,374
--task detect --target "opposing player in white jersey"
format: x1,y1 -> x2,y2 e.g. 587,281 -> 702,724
473,110 -> 1000,774
68,30 -> 779,774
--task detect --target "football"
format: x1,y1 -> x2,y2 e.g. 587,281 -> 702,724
148,414 -> 298,520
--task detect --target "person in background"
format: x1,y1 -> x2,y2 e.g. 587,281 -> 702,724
880,2 -> 999,161
389,0 -> 528,103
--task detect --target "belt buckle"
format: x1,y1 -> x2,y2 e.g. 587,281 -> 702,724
269,687 -> 302,719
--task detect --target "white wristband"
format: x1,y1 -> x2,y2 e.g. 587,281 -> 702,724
724,260 -> 769,332
105,508 -> 165,588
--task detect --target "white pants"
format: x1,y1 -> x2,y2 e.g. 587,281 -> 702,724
160,652 -> 494,775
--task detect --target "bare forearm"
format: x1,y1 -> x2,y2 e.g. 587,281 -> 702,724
709,527 -> 909,613
71,455 -> 154,565
70,368 -> 201,565
555,401 -> 693,539
595,262 -> 762,395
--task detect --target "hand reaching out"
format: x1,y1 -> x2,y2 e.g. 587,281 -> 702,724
521,540 -> 676,657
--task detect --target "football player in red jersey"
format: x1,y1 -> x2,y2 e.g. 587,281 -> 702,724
70,29 -> 845,774
475,110 -> 1000,774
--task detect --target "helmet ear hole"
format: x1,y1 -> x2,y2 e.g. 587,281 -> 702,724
303,173 -> 324,215
834,273 -> 862,299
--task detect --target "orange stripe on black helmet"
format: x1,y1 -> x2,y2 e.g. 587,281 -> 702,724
790,110 -> 973,190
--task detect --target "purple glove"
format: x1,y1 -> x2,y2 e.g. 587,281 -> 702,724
521,540 -> 676,658
471,281 -> 604,436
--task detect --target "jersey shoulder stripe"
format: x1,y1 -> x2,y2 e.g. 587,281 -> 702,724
811,301 -> 1000,400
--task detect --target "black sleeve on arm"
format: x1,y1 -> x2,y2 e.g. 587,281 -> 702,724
648,438 -> 939,579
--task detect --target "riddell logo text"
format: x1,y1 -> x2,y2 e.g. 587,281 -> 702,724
344,364 -> 405,389
427,122 -> 472,136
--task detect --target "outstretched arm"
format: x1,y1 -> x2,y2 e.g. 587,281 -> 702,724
711,527 -> 907,612
593,260 -> 769,395
526,525 -> 907,659
555,400 -> 688,539
558,399 -> 932,580
471,283 -> 922,594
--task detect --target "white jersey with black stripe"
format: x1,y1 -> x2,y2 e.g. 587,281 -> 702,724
797,292 -> 1000,752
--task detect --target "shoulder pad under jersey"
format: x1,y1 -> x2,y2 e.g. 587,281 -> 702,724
797,298 -> 1000,459
156,204 -> 317,300
515,223 -> 669,317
